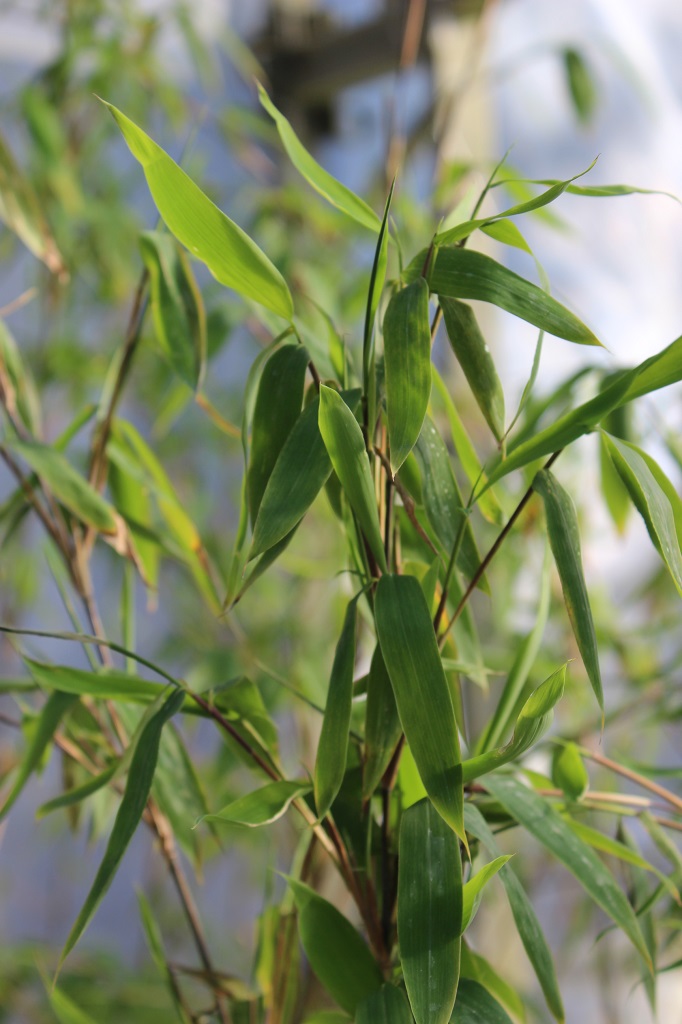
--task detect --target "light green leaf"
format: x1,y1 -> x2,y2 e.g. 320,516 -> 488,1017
375,574 -> 464,842
288,879 -> 383,1014
534,470 -> 603,709
314,598 -> 358,817
201,780 -> 310,828
59,688 -> 185,967
480,218 -> 532,253
399,798 -> 462,1024
451,979 -> 514,1023
383,278 -> 432,474
103,100 -> 293,320
599,431 -> 631,533
25,658 -> 166,703
45,985 -> 98,1024
563,48 -> 598,125
461,856 -> 512,933
139,230 -> 206,389
37,763 -> 118,820
6,439 -> 117,533
257,84 -> 380,233
484,773 -> 653,970
551,742 -> 589,800
441,298 -> 505,441
318,385 -> 387,572
363,643 -> 402,799
428,248 -> 598,345
356,984 -> 413,1024
602,434 -> 682,594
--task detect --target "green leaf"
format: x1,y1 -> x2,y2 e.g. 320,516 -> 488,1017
375,575 -> 464,842
461,856 -> 512,933
398,798 -> 462,1024
602,434 -> 682,594
201,780 -> 310,828
37,763 -> 118,819
25,658 -> 167,703
138,892 -> 192,1024
0,320 -> 41,434
440,299 -> 505,441
363,179 -> 395,436
318,385 -> 387,572
551,742 -> 589,800
314,598 -> 358,817
59,687 -> 185,967
45,985 -> 98,1024
0,691 -> 77,822
484,773 -> 653,970
248,343 -> 310,524
6,439 -> 117,533
356,984 -> 413,1024
257,84 -> 380,233
362,643 -> 402,799
462,665 -> 566,783
451,979 -> 514,1023
534,470 -> 603,710
459,946 -> 526,1023
139,230 -> 206,389
480,218 -> 532,253
428,248 -> 598,345
103,100 -> 293,320
566,818 -> 680,901
562,49 -> 598,125
599,432 -> 631,534
288,879 -> 383,1014
383,278 -> 432,474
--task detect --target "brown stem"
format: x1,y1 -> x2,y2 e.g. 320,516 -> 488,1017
582,749 -> 682,816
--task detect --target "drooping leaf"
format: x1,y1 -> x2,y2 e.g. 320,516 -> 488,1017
248,343 -> 309,524
362,643 -> 402,799
138,892 -> 193,1024
551,742 -> 589,800
318,385 -> 387,572
440,299 -> 505,441
602,434 -> 682,594
25,658 -> 167,703
461,856 -> 512,933
383,277 -> 432,474
375,574 -> 464,842
451,979 -> 514,1023
139,230 -> 206,389
398,798 -> 462,1024
563,48 -> 598,125
257,84 -> 380,233
464,804 -> 564,1022
59,687 -> 185,966
314,598 -> 358,818
363,179 -> 395,437
201,780 -> 310,828
6,439 -> 117,533
356,984 -> 413,1024
483,773 -> 653,969
534,470 -> 603,710
103,100 -> 293,320
288,879 -> 383,1014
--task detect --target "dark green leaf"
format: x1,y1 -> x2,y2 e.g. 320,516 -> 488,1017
363,644 -> 402,799
356,984 -> 413,1024
399,798 -> 462,1024
441,299 -> 505,441
383,278 -> 432,473
534,470 -> 603,709
363,179 -> 395,436
451,979 -> 514,1023
314,598 -> 358,817
103,100 -> 293,320
459,945 -> 526,1023
375,575 -> 464,842
201,780 -> 310,828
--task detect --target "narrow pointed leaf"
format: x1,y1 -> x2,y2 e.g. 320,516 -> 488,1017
288,879 -> 383,1014
363,179 -> 395,435
202,780 -> 311,828
441,298 -> 505,441
46,986 -> 98,1024
60,688 -> 185,966
103,100 -> 293,320
25,658 -> 167,703
363,643 -> 402,799
314,598 -> 358,817
451,980 -> 514,1023
464,804 -> 564,1021
318,385 -> 387,571
399,798 -> 462,1024
566,819 -> 680,901
257,84 -> 380,233
37,763 -> 118,819
563,48 -> 598,125
248,343 -> 310,524
459,946 -> 526,1023
383,278 -> 432,473
428,248 -> 598,345
138,892 -> 193,1024
484,773 -> 652,969
461,856 -> 512,932
599,431 -> 631,533
356,984 -> 413,1024
375,575 -> 464,841
535,470 -> 603,709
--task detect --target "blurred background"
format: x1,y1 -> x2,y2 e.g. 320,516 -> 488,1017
0,1 -> 681,1021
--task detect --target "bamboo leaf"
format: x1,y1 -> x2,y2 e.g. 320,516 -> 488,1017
0,320 -> 41,434
566,819 -> 680,901
602,434 -> 682,594
383,278 -> 432,473
599,432 -> 631,533
461,857 -> 512,933
25,658 -> 167,703
201,780 -> 311,828
451,979 -> 514,1023
459,945 -> 526,1023
464,804 -> 564,1022
138,892 -> 192,1024
440,299 -> 505,441
37,762 -> 118,820
363,643 -> 402,799
248,343 -> 310,524
356,984 -> 413,1023
534,470 -> 603,710
398,798 -> 462,1024
288,879 -> 383,1014
375,575 -> 465,842
139,230 -> 206,389
563,48 -> 598,125
314,598 -> 358,817
257,84 -> 380,233
428,248 -> 598,345
318,385 -> 387,572
363,179 -> 395,436
103,100 -> 293,320
59,687 -> 185,967
483,773 -> 653,970
45,985 -> 98,1024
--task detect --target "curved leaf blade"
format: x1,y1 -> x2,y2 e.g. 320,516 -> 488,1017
356,984 -> 413,1024
383,278 -> 432,473
461,856 -> 512,933
451,979 -> 514,1023
314,598 -> 358,817
201,780 -> 311,828
440,298 -> 505,441
363,643 -> 402,799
